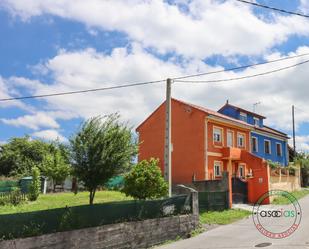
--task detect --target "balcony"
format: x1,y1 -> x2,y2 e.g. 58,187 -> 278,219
222,147 -> 242,160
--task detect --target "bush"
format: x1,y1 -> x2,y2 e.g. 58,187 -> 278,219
122,158 -> 168,200
0,188 -> 25,206
28,167 -> 41,201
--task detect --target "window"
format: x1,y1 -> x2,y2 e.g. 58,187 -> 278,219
237,133 -> 245,148
214,161 -> 222,177
227,130 -> 233,147
264,140 -> 271,154
239,112 -> 247,122
239,165 -> 245,178
213,127 -> 222,143
276,143 -> 282,156
252,137 -> 258,152
254,117 -> 259,126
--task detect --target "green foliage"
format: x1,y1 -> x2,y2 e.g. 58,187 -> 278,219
199,209 -> 251,225
294,153 -> 309,187
272,189 -> 309,205
41,146 -> 71,190
267,159 -> 281,169
70,114 -> 137,204
59,208 -> 81,231
0,137 -> 71,180
0,189 -> 26,206
122,158 -> 168,200
0,137 -> 50,176
28,167 -> 41,201
21,222 -> 44,238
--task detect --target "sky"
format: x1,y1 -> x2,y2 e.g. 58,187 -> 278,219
0,0 -> 309,151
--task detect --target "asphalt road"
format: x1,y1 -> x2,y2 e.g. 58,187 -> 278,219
158,194 -> 309,249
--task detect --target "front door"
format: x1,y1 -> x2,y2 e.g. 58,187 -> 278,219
232,177 -> 248,203
227,131 -> 233,147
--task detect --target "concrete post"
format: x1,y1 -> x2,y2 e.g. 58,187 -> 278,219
191,191 -> 199,216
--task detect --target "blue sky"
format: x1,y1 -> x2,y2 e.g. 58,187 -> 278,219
0,0 -> 309,151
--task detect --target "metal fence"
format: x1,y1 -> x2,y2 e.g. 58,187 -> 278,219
0,194 -> 192,240
198,191 -> 229,211
0,191 -> 27,205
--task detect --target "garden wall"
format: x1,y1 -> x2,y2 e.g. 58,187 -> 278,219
0,214 -> 199,249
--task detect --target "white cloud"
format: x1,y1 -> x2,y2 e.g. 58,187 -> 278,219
300,0 -> 309,14
289,135 -> 309,152
0,77 -> 28,109
32,129 -> 67,142
4,45 -> 307,135
1,0 -> 309,58
1,112 -> 60,130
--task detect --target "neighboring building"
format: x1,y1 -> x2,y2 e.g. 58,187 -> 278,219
218,101 -> 289,166
136,98 -> 271,204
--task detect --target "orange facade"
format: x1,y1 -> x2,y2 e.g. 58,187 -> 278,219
137,99 -> 205,183
137,99 -> 270,204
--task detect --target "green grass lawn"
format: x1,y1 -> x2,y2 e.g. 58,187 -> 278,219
0,190 -> 132,214
272,189 -> 309,205
199,209 -> 251,225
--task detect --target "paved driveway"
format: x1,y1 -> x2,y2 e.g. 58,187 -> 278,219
158,195 -> 309,249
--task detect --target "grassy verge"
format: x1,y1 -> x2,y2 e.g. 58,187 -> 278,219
0,190 -> 132,214
272,189 -> 309,205
199,209 -> 251,225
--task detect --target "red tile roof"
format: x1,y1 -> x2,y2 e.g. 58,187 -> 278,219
173,98 -> 252,128
137,98 -> 288,139
173,98 -> 288,138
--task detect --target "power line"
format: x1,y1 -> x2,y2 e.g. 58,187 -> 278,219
0,79 -> 165,102
173,52 -> 309,80
235,0 -> 309,19
1,53 -> 309,102
175,59 -> 309,83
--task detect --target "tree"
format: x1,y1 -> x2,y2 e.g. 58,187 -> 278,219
0,137 -> 50,176
122,158 -> 168,200
28,166 -> 41,201
42,146 -> 71,191
70,115 -> 137,205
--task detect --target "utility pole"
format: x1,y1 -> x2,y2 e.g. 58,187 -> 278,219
292,105 -> 296,153
164,78 -> 172,197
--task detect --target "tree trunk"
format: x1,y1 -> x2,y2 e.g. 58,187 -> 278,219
89,189 -> 96,205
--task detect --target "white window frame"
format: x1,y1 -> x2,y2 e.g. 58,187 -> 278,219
214,161 -> 222,177
237,132 -> 245,148
227,130 -> 234,147
264,139 -> 271,154
239,164 -> 245,178
253,117 -> 259,126
213,126 -> 223,143
252,136 -> 258,152
239,112 -> 247,122
276,142 -> 282,156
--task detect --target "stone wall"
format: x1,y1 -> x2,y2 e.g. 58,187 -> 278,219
0,192 -> 199,249
0,214 -> 198,249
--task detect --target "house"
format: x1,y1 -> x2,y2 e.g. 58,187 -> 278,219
136,98 -> 271,204
218,101 -> 289,166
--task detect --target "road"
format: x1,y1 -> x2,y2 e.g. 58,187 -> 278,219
158,194 -> 309,249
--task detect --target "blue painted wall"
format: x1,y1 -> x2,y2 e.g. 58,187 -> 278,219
251,132 -> 288,166
219,105 -> 263,127
219,104 -> 288,166
219,105 -> 239,119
